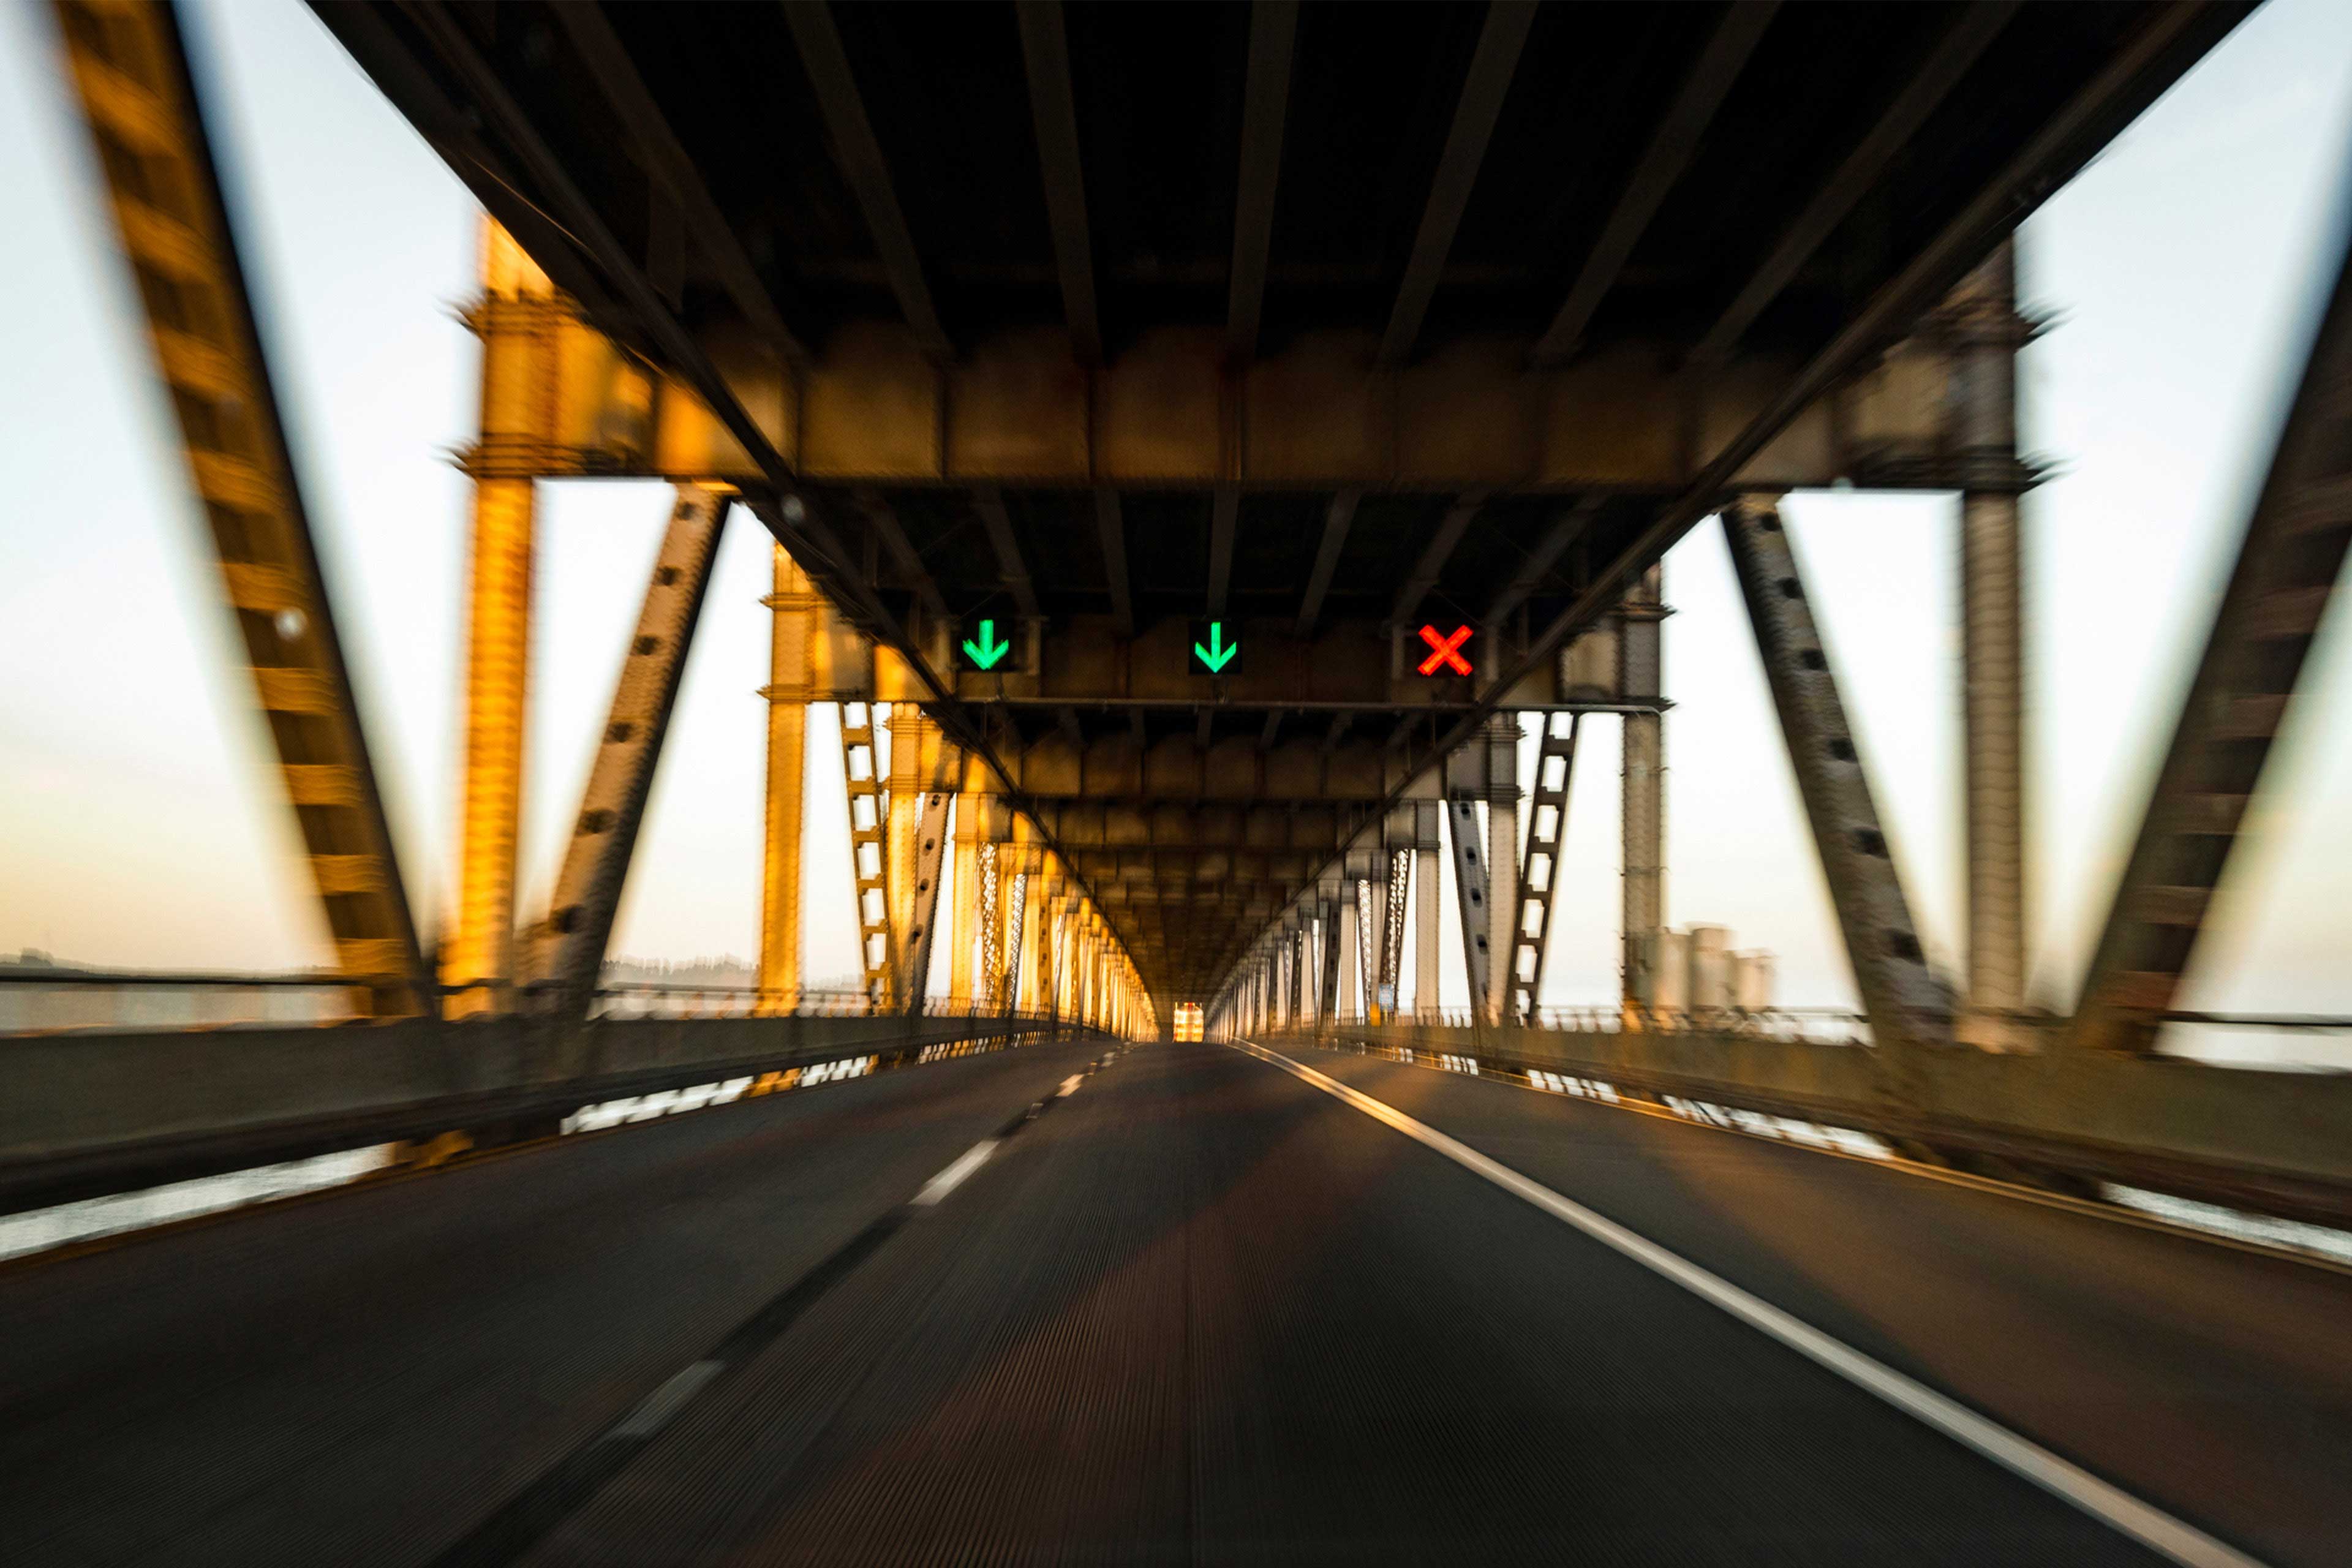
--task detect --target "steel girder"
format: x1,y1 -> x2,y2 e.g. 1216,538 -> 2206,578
56,0 -> 431,1017
1722,495 -> 1951,1057
526,488 -> 728,1017
2074,194 -> 2352,1052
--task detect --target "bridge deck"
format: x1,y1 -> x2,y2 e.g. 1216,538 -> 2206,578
4,1039 -> 2345,1565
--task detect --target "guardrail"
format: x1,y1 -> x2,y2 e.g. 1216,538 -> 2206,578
1262,1018 -> 2352,1230
1,1008 -> 1089,1216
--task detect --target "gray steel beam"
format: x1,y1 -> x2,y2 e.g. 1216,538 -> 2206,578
1447,796 -> 1494,1025
783,1 -> 951,357
1532,3 -> 1777,364
1207,488 -> 1240,617
2075,197 -> 2352,1052
854,489 -> 951,620
1483,499 -> 1598,626
1096,489 -> 1134,637
552,4 -> 809,360
1014,0 -> 1100,363
1392,492 -> 1488,625
531,489 -> 728,1014
974,489 -> 1042,619
1621,566 -> 1666,1009
1693,2 -> 2016,365
1227,0 -> 1298,359
1378,0 -> 1537,366
1506,714 -> 1578,1023
1215,2 -> 2239,1011
1723,495 -> 1950,1055
1296,491 -> 1362,638
1949,241 -> 2032,1037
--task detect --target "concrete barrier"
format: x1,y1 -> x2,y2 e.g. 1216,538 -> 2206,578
1267,1022 -> 2352,1227
1,1013 -> 1079,1213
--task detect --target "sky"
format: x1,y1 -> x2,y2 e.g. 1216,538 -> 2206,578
4,0 -> 2351,1048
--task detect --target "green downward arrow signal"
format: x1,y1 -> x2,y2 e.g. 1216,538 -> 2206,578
1194,620 -> 1238,673
962,619 -> 1011,670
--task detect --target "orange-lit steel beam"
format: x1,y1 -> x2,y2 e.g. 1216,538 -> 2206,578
758,547 -> 823,1014
949,795 -> 982,1006
444,223 -> 557,1015
55,0 -> 430,1016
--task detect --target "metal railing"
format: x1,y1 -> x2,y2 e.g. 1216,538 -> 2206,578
0,965 -> 1069,1036
1307,1005 -> 1870,1045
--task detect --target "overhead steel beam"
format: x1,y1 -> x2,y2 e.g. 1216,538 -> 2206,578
975,489 -> 1042,619
1692,2 -> 2016,365
2075,190 -> 2352,1052
1096,489 -> 1134,636
853,489 -> 951,620
783,0 -> 951,358
1392,492 -> 1488,625
1015,0 -> 1100,363
1379,0 -> 1537,366
1208,2 -> 2241,1006
1207,488 -> 1240,616
551,2 -> 809,360
1723,494 -> 1950,1056
1295,491 -> 1362,638
1227,0 -> 1298,360
529,488 -> 728,1016
58,0 -> 431,1017
1532,2 -> 1777,365
1483,498 -> 1598,625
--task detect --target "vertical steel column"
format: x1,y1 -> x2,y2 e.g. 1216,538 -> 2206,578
1413,801 -> 1443,1019
1507,714 -> 1581,1023
1619,565 -> 1667,1015
56,0 -> 432,1016
758,546 -> 820,1014
1724,494 -> 1951,1055
529,488 -> 728,1016
1337,886 -> 1362,1025
949,794 -> 982,1005
1317,895 -> 1343,1028
2075,214 -> 2352,1052
450,224 -> 560,1015
1447,797 -> 1494,1023
1947,241 -> 2035,1041
1380,845 -> 1411,1019
896,767 -> 957,1016
1482,715 -> 1521,1022
839,702 -> 892,1008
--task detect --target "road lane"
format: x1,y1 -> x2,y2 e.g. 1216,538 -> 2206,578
1281,1039 -> 2352,1568
0,1038 -> 1107,1567
529,1041 -> 2189,1566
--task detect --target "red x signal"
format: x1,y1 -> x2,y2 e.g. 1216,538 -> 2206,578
1417,623 -> 1472,677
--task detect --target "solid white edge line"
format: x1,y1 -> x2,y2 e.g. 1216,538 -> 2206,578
1229,1037 -> 2267,1568
911,1139 -> 1000,1207
609,1359 -> 723,1439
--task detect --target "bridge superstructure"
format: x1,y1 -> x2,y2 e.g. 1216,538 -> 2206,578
11,5 -> 2352,1562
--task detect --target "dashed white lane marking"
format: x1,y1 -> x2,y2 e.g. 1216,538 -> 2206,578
1231,1038 -> 2267,1568
912,1139 -> 1001,1207
1058,1075 -> 1084,1098
610,1359 -> 723,1439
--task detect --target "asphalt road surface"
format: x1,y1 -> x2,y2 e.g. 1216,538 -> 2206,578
3,1036 -> 2346,1566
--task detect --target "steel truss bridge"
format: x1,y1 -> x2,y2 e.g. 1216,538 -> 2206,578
8,3 -> 2352,1564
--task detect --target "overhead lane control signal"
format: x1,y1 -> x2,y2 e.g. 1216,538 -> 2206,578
1417,624 -> 1472,676
1190,619 -> 1241,675
955,614 -> 1028,674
